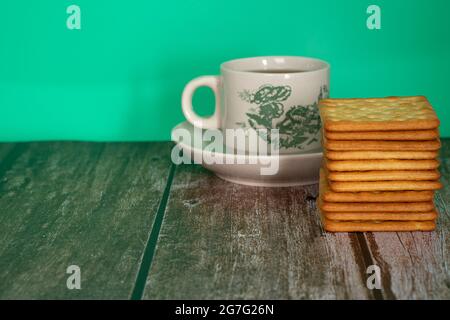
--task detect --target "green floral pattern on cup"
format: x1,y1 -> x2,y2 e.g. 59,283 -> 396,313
237,84 -> 328,149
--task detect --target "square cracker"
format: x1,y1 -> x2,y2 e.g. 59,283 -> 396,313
321,217 -> 436,232
323,138 -> 441,151
319,96 -> 440,132
325,129 -> 439,141
329,180 -> 442,192
326,169 -> 440,182
318,197 -> 435,213
318,176 -> 436,212
325,150 -> 438,160
324,211 -> 437,221
319,169 -> 435,202
325,159 -> 439,171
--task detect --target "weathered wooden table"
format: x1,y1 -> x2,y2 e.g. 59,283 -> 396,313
0,141 -> 449,300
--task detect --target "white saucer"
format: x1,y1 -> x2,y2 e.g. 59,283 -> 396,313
171,122 -> 323,187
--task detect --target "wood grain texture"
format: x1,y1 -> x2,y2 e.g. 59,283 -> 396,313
362,138 -> 450,299
0,142 -> 172,299
1,140 -> 449,299
143,164 -> 374,299
0,143 -> 16,160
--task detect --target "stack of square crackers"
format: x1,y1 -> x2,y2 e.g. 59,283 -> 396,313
318,96 -> 442,232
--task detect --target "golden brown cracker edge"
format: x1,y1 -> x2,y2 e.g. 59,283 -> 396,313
327,170 -> 440,182
328,180 -> 443,192
324,211 -> 437,221
322,218 -> 436,232
325,129 -> 439,141
325,150 -> 439,160
319,168 -> 435,202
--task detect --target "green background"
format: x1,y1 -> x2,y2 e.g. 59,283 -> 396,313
0,0 -> 449,141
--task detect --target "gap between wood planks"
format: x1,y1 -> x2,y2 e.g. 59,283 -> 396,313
131,164 -> 177,300
129,164 -> 385,300
2,142 -> 447,299
355,233 -> 384,300
0,143 -> 27,186
0,144 -> 386,300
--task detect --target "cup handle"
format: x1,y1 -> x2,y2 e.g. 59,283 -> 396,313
181,76 -> 221,129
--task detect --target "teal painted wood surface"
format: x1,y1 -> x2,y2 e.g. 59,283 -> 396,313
1,0 -> 450,141
0,141 -> 449,299
143,165 -> 373,299
0,142 -> 173,299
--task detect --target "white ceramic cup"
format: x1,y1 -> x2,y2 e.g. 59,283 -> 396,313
182,56 -> 330,154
